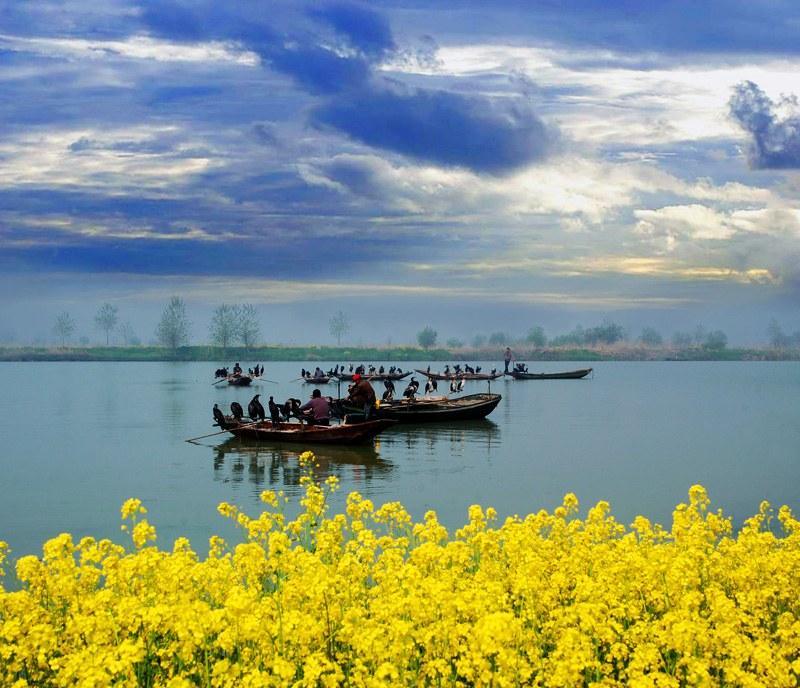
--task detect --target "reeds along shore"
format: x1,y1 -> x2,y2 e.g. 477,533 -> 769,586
2,453 -> 800,687
0,343 -> 797,362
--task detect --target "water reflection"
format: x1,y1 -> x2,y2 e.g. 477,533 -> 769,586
209,437 -> 396,496
378,419 -> 501,458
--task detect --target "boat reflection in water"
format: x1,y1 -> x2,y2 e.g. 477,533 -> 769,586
210,436 -> 395,496
378,418 -> 501,458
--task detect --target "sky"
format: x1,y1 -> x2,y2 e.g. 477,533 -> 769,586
1,0 -> 800,347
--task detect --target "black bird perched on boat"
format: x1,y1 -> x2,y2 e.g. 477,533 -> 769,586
213,404 -> 227,428
248,394 -> 265,421
268,396 -> 281,424
456,378 -> 465,393
403,378 -> 419,399
450,379 -> 458,394
230,402 -> 244,422
382,378 -> 395,401
425,378 -> 437,395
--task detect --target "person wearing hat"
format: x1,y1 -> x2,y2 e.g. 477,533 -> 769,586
347,373 -> 377,420
299,388 -> 330,426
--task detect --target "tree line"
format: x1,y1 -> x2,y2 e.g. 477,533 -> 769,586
32,300 -> 800,352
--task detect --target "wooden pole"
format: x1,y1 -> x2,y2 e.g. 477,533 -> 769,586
185,420 -> 261,443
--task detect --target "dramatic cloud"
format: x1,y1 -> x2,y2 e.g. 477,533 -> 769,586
729,81 -> 800,169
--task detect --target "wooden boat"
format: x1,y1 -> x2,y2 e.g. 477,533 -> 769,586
216,417 -> 397,445
226,374 -> 253,386
508,367 -> 593,380
335,371 -> 412,382
301,376 -> 332,384
415,369 -> 504,381
339,392 -> 502,424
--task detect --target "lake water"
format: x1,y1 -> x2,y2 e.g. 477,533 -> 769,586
1,360 -> 799,561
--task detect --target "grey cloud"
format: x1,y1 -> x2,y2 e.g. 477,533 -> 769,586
729,81 -> 800,169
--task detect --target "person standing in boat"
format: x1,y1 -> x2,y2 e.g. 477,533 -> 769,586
233,362 -> 242,376
503,348 -> 515,374
347,373 -> 376,420
299,388 -> 330,426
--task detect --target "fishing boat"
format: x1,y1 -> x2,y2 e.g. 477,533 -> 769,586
335,371 -> 412,382
508,367 -> 593,380
339,392 -> 502,424
226,373 -> 254,386
214,417 -> 398,445
301,376 -> 333,384
415,369 -> 504,381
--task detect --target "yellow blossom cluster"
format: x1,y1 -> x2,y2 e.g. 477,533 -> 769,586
3,453 -> 800,687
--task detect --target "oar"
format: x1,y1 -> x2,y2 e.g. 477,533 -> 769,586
213,378 -> 228,385
256,377 -> 279,384
185,419 -> 262,443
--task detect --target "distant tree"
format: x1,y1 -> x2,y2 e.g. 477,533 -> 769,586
672,331 -> 693,348
471,334 -> 487,348
586,318 -> 624,346
550,325 -> 586,347
703,330 -> 728,350
767,317 -> 787,348
238,303 -> 262,350
52,311 -> 76,346
79,335 -> 89,346
155,295 -> 192,353
329,310 -> 351,345
638,327 -> 663,347
94,302 -> 119,345
117,321 -> 137,346
525,326 -> 547,348
488,331 -> 510,346
208,304 -> 240,348
417,326 -> 438,348
693,324 -> 707,347
446,337 -> 465,349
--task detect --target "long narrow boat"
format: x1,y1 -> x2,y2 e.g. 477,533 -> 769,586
508,367 -> 593,380
339,392 -> 502,424
216,417 -> 397,445
415,369 -> 504,381
335,371 -> 412,382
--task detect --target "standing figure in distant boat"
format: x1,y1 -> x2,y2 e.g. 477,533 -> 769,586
233,362 -> 242,376
503,348 -> 515,375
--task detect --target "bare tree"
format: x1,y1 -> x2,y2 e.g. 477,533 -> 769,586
155,296 -> 192,353
329,310 -> 351,345
208,304 -> 240,348
94,302 -> 119,345
117,321 -> 137,346
238,303 -> 262,350
52,311 -> 76,346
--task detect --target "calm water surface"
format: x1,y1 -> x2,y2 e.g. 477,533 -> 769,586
1,360 -> 799,559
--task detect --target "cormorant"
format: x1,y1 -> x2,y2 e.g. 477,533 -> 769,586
248,394 -> 265,421
403,378 -> 419,399
230,402 -> 244,422
382,378 -> 395,401
213,404 -> 227,428
268,396 -> 281,424
450,379 -> 458,394
456,378 -> 465,393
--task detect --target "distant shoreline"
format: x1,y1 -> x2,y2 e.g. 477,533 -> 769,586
1,345 -> 797,363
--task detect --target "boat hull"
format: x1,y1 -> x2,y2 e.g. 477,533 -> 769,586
509,368 -> 593,380
415,369 -> 503,381
227,374 -> 253,386
223,418 -> 397,444
335,372 -> 412,382
342,392 -> 502,424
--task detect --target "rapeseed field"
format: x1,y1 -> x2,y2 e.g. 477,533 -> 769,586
2,452 -> 799,687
